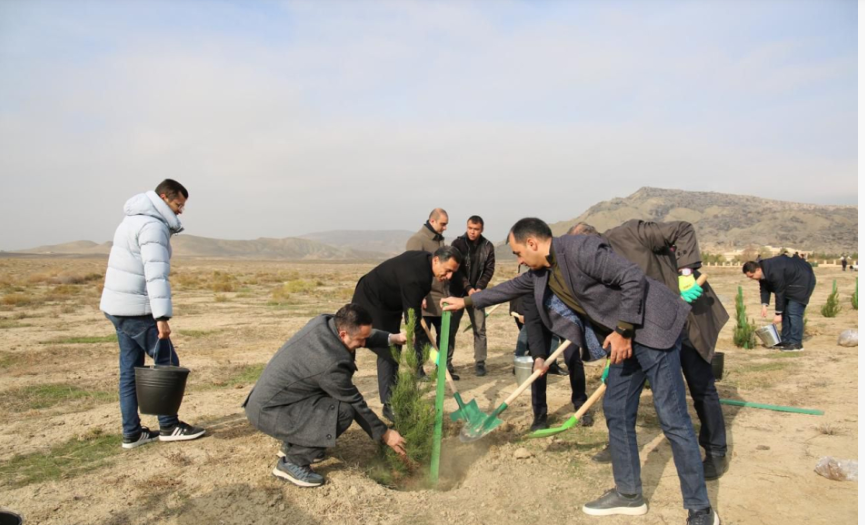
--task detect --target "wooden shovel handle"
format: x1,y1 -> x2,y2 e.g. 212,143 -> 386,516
419,318 -> 458,393
572,381 -> 607,421
503,339 -> 571,405
696,273 -> 708,286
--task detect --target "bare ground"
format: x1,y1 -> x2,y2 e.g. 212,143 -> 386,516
0,259 -> 858,524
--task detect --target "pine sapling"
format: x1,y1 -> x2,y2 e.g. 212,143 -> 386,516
385,308 -> 435,477
852,279 -> 858,310
733,286 -> 757,349
820,280 -> 842,318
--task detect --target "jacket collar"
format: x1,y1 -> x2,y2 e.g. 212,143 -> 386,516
423,222 -> 444,241
137,191 -> 184,234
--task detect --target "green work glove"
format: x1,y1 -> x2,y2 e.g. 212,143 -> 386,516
678,275 -> 703,303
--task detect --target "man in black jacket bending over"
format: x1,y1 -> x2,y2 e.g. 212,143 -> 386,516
743,255 -> 816,351
352,246 -> 462,420
244,304 -> 407,487
443,218 -> 718,525
449,215 -> 496,377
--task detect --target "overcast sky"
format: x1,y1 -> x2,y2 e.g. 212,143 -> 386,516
0,0 -> 858,250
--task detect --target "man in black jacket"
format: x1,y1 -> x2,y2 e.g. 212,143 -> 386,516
443,218 -> 718,525
352,246 -> 462,418
743,255 -> 816,350
244,304 -> 407,487
449,215 -> 496,377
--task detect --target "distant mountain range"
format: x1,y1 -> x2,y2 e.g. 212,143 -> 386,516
12,235 -> 384,260
496,187 -> 858,261
299,230 -> 414,256
11,188 -> 857,259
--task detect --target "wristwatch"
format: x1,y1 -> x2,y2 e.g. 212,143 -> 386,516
615,326 -> 634,339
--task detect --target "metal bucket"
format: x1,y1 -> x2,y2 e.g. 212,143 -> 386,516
514,355 -> 534,386
0,509 -> 23,525
755,324 -> 781,347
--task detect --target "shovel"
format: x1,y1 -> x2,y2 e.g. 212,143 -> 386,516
527,360 -> 610,439
420,318 -> 487,430
459,338 -> 572,443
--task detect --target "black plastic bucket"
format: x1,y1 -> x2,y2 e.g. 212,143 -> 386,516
0,509 -> 23,525
135,338 -> 189,416
711,352 -> 725,381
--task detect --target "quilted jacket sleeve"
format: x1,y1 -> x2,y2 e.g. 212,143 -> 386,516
139,222 -> 173,319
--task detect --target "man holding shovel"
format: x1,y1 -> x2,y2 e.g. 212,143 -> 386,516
100,179 -> 205,449
569,220 -> 730,480
443,218 -> 719,525
244,304 -> 407,487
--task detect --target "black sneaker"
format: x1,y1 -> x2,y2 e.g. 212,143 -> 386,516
703,455 -> 728,480
272,458 -> 324,487
549,364 -> 569,376
582,488 -> 648,516
447,365 -> 460,381
530,414 -> 548,431
416,367 -> 430,382
122,427 -> 159,449
591,444 -> 612,463
475,361 -> 487,377
687,507 -> 720,525
159,421 -> 206,442
779,343 -> 803,352
579,410 -> 595,427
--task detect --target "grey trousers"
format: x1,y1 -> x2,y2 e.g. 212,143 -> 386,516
449,305 -> 487,363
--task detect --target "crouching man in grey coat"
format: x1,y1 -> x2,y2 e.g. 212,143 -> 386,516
244,304 -> 407,487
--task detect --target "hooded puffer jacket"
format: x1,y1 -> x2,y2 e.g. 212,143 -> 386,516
100,191 -> 183,319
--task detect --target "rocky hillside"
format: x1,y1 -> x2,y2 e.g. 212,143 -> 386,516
497,187 -> 857,260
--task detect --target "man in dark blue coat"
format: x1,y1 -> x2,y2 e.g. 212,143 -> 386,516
743,255 -> 816,350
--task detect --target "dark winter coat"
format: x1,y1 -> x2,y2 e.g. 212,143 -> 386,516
406,224 -> 447,316
600,220 -> 729,363
244,315 -> 390,447
450,234 -> 496,297
468,235 -> 690,351
351,250 -> 434,333
758,255 -> 817,313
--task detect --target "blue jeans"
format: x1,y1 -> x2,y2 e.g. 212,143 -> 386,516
781,300 -> 806,346
603,337 -> 710,510
105,314 -> 180,437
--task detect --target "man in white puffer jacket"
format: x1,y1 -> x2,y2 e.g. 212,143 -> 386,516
101,179 -> 205,449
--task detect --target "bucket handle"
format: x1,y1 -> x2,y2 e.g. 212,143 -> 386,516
152,337 -> 178,368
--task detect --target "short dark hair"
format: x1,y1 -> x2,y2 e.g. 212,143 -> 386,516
334,303 -> 373,334
467,215 -> 484,227
567,222 -> 599,236
433,245 -> 463,266
509,218 -> 552,244
742,261 -> 760,274
155,179 -> 189,200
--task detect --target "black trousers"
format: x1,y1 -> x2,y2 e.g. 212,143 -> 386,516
680,341 -> 727,457
532,343 -> 588,417
283,402 -> 355,467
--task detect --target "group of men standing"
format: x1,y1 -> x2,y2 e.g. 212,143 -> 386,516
101,182 -> 820,525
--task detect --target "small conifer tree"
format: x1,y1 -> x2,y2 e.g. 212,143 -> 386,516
820,280 -> 842,318
733,286 -> 757,349
852,279 -> 858,310
385,308 -> 435,475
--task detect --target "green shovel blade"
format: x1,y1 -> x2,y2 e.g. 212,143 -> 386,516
526,415 -> 579,439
